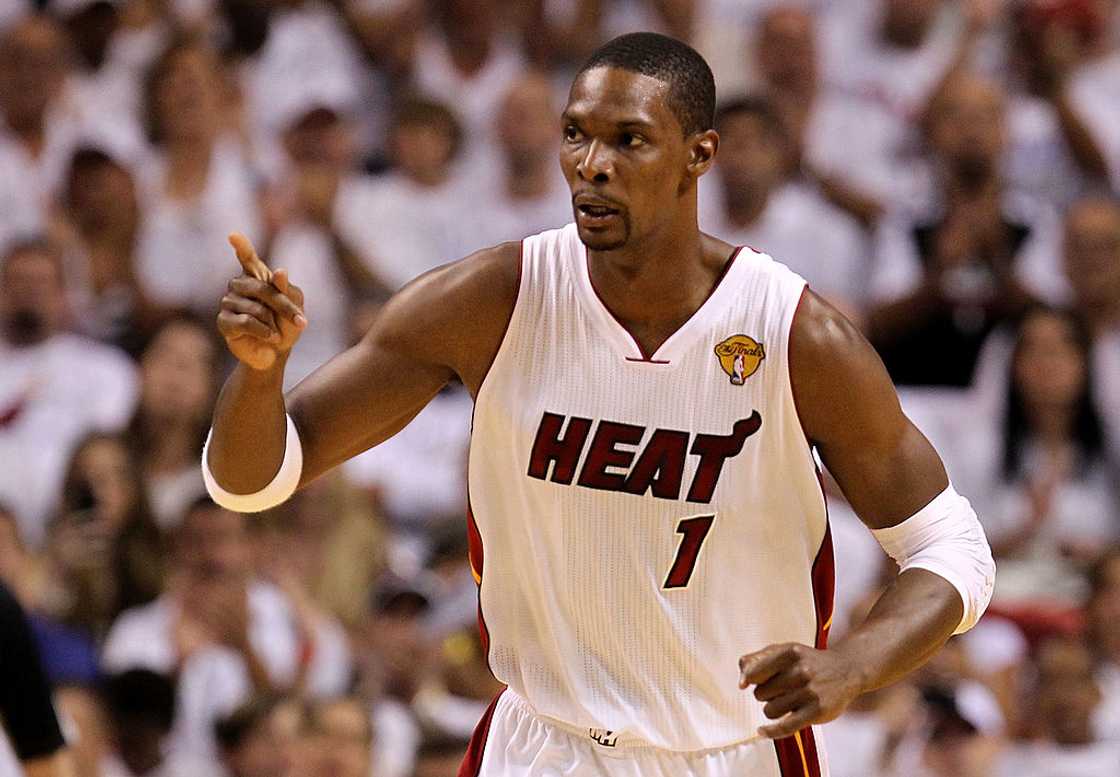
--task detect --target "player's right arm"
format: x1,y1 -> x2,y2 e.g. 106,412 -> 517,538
206,235 -> 521,496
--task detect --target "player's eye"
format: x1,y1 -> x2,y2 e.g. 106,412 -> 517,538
563,125 -> 582,142
620,133 -> 645,148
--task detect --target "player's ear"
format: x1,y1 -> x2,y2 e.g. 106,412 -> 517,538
686,129 -> 718,179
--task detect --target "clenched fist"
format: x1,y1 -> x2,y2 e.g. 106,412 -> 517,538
738,642 -> 864,739
217,233 -> 307,370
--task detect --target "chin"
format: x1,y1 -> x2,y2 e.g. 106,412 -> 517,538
576,227 -> 628,252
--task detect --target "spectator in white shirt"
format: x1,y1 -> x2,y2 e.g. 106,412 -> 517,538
414,0 -> 525,173
1003,1 -> 1120,208
1063,195 -> 1120,467
0,240 -> 138,547
334,96 -> 474,290
265,103 -> 385,387
704,95 -> 868,318
981,307 -> 1117,607
468,70 -> 572,251
123,313 -> 220,529
0,15 -> 74,249
134,36 -> 262,315
101,498 -> 351,759
868,72 -> 1065,387
59,146 -> 158,354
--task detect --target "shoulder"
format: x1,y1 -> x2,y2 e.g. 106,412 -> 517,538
790,290 -> 902,443
790,288 -> 866,357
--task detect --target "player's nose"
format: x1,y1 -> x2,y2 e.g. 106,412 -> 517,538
577,139 -> 613,183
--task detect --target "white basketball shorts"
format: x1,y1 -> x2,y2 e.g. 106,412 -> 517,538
457,690 -> 829,777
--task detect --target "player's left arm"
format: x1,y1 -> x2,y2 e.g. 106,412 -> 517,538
738,289 -> 995,739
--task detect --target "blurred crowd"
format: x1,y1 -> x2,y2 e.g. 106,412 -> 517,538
0,0 -> 1118,775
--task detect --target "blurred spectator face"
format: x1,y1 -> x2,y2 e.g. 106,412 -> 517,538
149,42 -> 222,145
716,106 -> 788,198
65,149 -> 139,242
928,75 -> 1006,186
176,502 -> 251,582
364,588 -> 434,698
0,16 -> 68,133
1087,551 -> 1120,660
68,435 -> 137,531
139,318 -> 217,427
390,102 -> 460,186
1034,637 -> 1102,745
283,107 -> 354,168
0,244 -> 66,346
1012,310 -> 1087,413
1064,198 -> 1120,314
497,72 -> 557,170
882,0 -> 944,47
304,698 -> 372,777
441,0 -> 496,47
756,8 -> 817,94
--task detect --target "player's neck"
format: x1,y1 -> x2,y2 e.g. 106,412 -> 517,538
587,216 -> 733,349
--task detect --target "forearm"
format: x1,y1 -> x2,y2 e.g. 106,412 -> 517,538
831,568 -> 963,693
207,360 -> 289,494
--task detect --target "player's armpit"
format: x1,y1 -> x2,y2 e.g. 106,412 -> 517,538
788,289 -> 949,530
286,241 -> 522,486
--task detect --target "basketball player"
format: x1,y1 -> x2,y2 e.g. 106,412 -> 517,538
204,33 -> 994,776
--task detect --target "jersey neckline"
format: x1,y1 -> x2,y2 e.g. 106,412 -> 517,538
574,233 -> 745,365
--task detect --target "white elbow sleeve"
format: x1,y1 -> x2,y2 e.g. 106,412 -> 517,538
872,485 -> 996,635
201,414 -> 303,513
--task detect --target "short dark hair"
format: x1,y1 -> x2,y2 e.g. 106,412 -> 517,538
577,32 -> 716,136
103,670 -> 176,732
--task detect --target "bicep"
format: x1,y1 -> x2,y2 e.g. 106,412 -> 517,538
792,292 -> 948,529
286,334 -> 451,486
284,242 -> 520,486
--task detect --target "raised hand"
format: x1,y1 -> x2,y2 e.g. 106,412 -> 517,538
218,233 -> 307,370
738,642 -> 864,739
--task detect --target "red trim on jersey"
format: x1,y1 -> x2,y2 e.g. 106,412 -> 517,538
457,689 -> 505,777
773,728 -> 823,777
466,502 -> 492,665
811,516 -> 836,650
583,245 -> 742,362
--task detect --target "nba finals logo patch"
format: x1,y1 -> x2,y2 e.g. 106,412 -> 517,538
714,335 -> 765,386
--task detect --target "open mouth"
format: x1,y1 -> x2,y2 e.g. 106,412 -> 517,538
577,203 -> 619,218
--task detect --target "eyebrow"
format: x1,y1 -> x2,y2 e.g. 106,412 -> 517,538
562,111 -> 656,131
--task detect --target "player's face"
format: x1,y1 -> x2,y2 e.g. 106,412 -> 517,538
560,67 -> 694,252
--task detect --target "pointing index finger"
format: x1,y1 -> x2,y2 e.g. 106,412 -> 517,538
229,232 -> 272,283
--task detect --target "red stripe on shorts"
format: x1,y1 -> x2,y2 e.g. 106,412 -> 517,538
773,728 -> 823,777
457,690 -> 505,777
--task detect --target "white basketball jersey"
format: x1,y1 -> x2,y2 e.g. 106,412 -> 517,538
467,223 -> 833,753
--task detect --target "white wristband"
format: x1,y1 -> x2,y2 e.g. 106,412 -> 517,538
201,414 -> 303,513
872,485 -> 996,635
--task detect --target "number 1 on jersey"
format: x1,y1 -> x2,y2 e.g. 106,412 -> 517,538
663,515 -> 715,589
